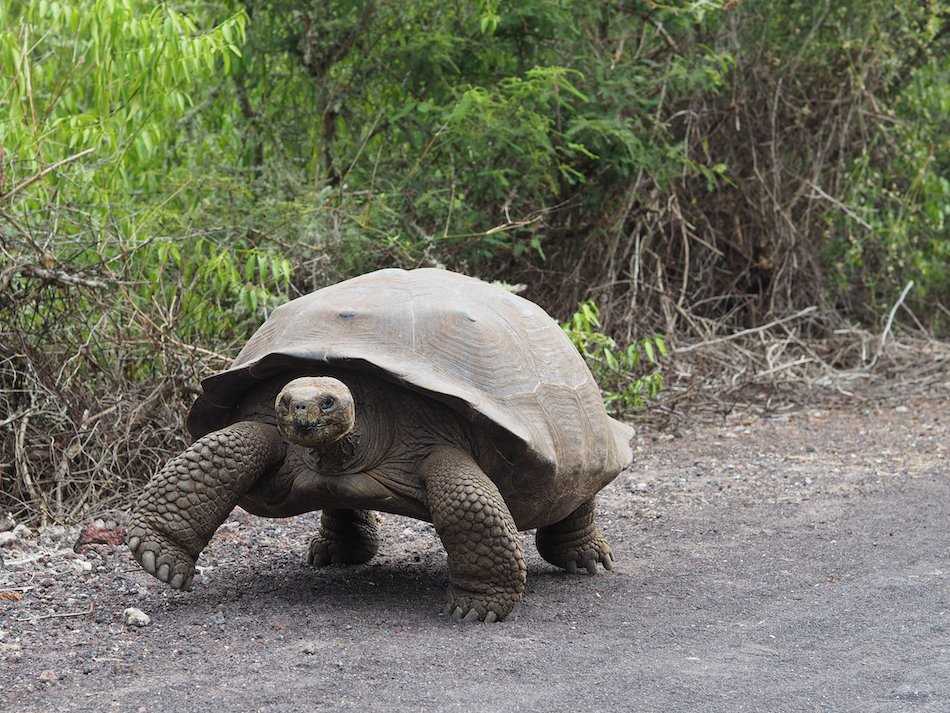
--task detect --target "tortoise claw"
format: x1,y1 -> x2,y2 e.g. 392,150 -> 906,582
538,524 -> 614,575
125,522 -> 196,591
580,551 -> 599,575
446,597 -> 508,623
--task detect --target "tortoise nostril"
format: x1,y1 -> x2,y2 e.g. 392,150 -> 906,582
294,403 -> 307,413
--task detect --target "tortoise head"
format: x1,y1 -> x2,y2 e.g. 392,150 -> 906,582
275,377 -> 355,447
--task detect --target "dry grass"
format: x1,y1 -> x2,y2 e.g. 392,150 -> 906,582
0,205 -> 222,528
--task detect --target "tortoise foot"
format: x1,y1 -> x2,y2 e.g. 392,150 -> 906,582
536,499 -> 614,575
126,521 -> 196,591
307,509 -> 379,567
538,530 -> 614,575
444,586 -> 519,623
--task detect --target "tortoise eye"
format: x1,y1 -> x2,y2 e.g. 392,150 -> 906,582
319,396 -> 336,411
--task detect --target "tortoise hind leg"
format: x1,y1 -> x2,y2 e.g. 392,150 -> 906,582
536,498 -> 614,575
308,509 -> 380,566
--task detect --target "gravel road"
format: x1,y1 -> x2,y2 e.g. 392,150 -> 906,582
2,400 -> 947,713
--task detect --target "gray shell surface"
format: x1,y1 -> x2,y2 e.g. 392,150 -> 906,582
188,268 -> 633,509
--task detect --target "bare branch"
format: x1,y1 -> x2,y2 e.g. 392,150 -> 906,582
0,148 -> 94,203
674,307 -> 818,354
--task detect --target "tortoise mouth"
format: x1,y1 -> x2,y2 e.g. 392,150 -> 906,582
277,416 -> 329,441
294,420 -> 326,434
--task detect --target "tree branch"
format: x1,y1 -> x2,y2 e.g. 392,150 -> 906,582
0,148 -> 95,203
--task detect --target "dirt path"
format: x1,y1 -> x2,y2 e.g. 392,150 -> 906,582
2,400 -> 948,713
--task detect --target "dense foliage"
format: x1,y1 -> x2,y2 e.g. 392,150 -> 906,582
0,0 -> 946,523
4,1 -> 947,333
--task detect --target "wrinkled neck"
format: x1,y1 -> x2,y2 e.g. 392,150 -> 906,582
311,375 -> 393,474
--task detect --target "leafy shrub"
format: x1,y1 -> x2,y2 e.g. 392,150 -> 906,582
2,0 -> 946,526
562,302 -> 668,415
826,56 -> 950,326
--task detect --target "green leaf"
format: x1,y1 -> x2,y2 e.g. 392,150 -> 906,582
643,340 -> 655,364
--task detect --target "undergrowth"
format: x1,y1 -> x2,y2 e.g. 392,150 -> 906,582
1,0 -> 946,526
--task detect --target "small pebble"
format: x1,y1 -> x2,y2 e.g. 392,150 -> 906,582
38,670 -> 58,682
0,642 -> 22,659
123,607 -> 150,627
894,405 -> 909,414
208,611 -> 226,626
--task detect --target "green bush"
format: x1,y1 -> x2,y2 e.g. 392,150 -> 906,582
562,301 -> 668,415
827,57 -> 950,324
2,0 -> 947,527
714,0 -> 949,330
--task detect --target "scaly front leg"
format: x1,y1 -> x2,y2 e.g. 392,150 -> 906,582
421,447 -> 526,622
126,422 -> 285,590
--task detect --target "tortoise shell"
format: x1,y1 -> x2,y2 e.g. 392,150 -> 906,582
187,268 -> 632,505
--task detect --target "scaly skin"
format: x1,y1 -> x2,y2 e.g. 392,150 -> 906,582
308,508 -> 380,566
422,447 -> 526,623
126,422 -> 285,590
535,498 -> 614,574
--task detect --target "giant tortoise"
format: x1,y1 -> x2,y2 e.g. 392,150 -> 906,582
127,268 -> 633,621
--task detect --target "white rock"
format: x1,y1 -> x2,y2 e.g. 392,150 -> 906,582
71,559 -> 93,573
123,607 -> 150,627
0,532 -> 16,548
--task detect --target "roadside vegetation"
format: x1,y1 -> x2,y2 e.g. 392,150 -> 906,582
1,0 -> 947,525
